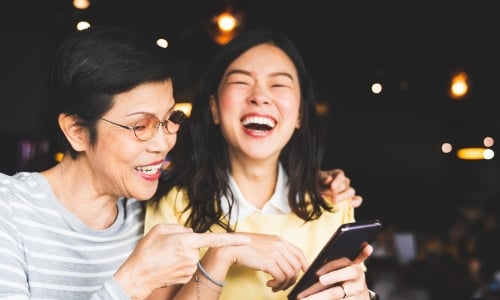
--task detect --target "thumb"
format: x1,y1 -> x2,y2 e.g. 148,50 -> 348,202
353,243 -> 373,264
191,232 -> 251,249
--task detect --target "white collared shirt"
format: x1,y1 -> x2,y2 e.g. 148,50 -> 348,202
220,163 -> 292,225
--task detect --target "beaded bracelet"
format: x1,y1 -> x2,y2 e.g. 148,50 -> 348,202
197,261 -> 226,287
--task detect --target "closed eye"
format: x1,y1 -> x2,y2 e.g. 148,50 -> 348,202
132,123 -> 149,132
228,80 -> 251,85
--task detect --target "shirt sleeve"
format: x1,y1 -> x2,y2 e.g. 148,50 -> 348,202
89,277 -> 130,300
0,194 -> 30,298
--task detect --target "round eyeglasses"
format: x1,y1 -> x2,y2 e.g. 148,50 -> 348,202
101,110 -> 186,141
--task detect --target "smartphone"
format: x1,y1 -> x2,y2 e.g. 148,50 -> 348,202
287,219 -> 382,300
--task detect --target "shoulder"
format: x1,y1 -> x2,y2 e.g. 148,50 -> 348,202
305,192 -> 355,222
0,171 -> 48,192
318,198 -> 355,225
0,172 -> 43,206
0,173 -> 17,218
145,186 -> 190,231
335,199 -> 355,223
0,171 -> 32,189
0,172 -> 46,245
150,186 -> 190,211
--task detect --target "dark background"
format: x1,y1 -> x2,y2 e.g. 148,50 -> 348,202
1,0 -> 500,234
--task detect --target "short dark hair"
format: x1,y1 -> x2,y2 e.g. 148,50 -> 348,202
49,25 -> 175,158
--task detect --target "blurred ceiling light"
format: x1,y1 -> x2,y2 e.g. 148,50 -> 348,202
76,21 -> 91,31
208,5 -> 244,45
449,71 -> 469,99
315,102 -> 329,116
54,152 -> 64,163
156,38 -> 169,49
456,147 -> 494,160
441,142 -> 453,154
483,136 -> 494,147
217,12 -> 238,32
370,82 -> 383,94
73,0 -> 90,10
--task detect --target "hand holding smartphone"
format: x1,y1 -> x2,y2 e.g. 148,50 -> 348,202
287,219 -> 382,300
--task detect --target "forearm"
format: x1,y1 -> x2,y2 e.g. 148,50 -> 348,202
89,278 -> 131,300
172,273 -> 224,300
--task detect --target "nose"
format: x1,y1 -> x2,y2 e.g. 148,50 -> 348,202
148,126 -> 177,154
248,83 -> 270,105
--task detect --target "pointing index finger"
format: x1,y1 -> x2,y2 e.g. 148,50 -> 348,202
191,232 -> 251,249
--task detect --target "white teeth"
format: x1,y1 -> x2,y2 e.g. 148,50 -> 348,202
135,163 -> 162,175
241,116 -> 276,128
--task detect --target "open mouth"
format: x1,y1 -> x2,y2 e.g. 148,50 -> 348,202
135,162 -> 163,176
241,116 -> 276,132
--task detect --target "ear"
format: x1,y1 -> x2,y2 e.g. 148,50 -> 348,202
209,95 -> 220,125
58,113 -> 90,152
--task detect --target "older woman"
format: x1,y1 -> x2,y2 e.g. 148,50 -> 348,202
0,25 -> 251,300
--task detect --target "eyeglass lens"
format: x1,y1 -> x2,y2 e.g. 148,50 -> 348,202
133,110 -> 186,141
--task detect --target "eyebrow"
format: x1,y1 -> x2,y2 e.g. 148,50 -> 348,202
125,104 -> 177,119
225,69 -> 294,80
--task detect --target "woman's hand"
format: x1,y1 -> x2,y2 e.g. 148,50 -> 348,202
319,169 -> 363,208
296,244 -> 373,300
115,223 -> 251,299
203,232 -> 309,292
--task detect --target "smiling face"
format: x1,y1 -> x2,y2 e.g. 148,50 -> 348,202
88,79 -> 177,200
210,43 -> 302,164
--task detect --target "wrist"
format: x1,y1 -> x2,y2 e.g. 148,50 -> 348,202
199,248 -> 232,285
203,244 -> 235,270
197,261 -> 226,287
114,265 -> 151,300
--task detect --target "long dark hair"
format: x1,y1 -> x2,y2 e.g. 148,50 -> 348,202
153,28 -> 331,232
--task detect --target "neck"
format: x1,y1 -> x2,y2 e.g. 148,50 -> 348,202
230,159 -> 279,209
41,157 -> 119,230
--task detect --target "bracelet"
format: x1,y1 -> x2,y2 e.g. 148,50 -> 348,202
195,274 -> 222,293
197,261 -> 226,287
195,274 -> 201,300
194,274 -> 222,300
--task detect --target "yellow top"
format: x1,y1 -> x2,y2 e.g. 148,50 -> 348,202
145,187 -> 355,300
